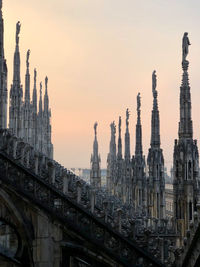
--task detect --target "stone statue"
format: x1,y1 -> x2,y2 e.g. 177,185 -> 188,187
111,121 -> 116,136
26,50 -> 30,69
119,116 -> 121,133
16,21 -> 21,45
94,122 -> 98,136
152,70 -> 157,92
137,93 -> 141,111
34,69 -> 37,84
126,108 -> 130,127
45,76 -> 48,90
182,32 -> 191,61
0,0 -> 2,10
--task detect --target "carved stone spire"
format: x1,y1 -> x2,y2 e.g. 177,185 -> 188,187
32,69 -> 37,114
90,122 -> 101,188
13,21 -> 21,83
150,70 -> 160,148
173,33 -> 199,244
178,33 -> 193,139
25,49 -> 30,103
135,93 -> 142,157
125,108 -> 130,161
0,0 -> 8,129
39,82 -> 42,116
44,76 -> 49,113
117,116 -> 122,160
9,21 -> 23,137
106,121 -> 116,194
32,68 -> 38,149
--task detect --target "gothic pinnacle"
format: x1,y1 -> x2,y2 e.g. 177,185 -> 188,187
135,92 -> 143,156
117,116 -> 122,160
45,76 -> 48,95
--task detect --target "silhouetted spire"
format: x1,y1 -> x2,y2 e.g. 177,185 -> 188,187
125,108 -> 130,161
178,32 -> 193,139
117,116 -> 122,160
44,76 -> 49,113
32,68 -> 37,113
135,93 -> 143,157
90,122 -> 101,188
25,49 -> 30,103
13,21 -> 21,84
150,70 -> 160,148
39,82 -> 42,116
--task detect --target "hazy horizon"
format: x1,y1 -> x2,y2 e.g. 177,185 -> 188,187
3,0 -> 200,170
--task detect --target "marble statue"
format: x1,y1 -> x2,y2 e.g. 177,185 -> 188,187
152,70 -> 157,92
182,32 -> 191,61
126,108 -> 130,127
34,69 -> 37,83
137,93 -> 141,111
16,21 -> 21,45
94,122 -> 97,136
26,50 -> 30,69
45,76 -> 48,89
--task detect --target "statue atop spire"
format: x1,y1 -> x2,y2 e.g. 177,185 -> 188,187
111,121 -> 116,137
126,108 -> 130,128
45,76 -> 48,92
34,68 -> 37,84
182,32 -> 191,62
0,0 -> 2,10
137,93 -> 141,112
94,122 -> 97,136
152,70 -> 157,96
16,21 -> 21,45
118,116 -> 121,135
26,49 -> 30,69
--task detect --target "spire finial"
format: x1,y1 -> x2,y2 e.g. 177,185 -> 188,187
111,121 -> 116,136
16,21 -> 21,45
94,122 -> 98,137
26,49 -> 30,69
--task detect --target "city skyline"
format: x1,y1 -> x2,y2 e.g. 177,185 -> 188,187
4,0 -> 200,169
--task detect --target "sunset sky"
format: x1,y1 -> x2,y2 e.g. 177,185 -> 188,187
3,0 -> 200,171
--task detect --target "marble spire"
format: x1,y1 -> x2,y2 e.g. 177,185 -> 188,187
117,116 -> 122,160
25,49 -> 30,103
44,76 -> 49,113
31,68 -> 38,149
0,0 -> 8,129
9,21 -> 23,137
178,32 -> 193,139
32,69 -> 37,114
124,108 -> 130,161
39,82 -> 43,116
150,70 -> 160,148
13,21 -> 21,84
135,93 -> 143,157
90,122 -> 101,188
173,33 -> 200,243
